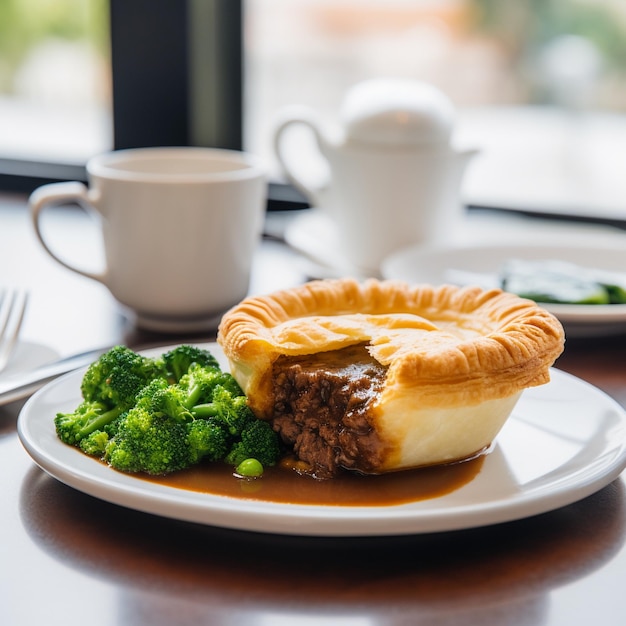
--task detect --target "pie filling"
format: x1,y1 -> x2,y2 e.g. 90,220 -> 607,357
271,344 -> 389,478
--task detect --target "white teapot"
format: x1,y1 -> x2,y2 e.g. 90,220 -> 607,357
273,78 -> 476,273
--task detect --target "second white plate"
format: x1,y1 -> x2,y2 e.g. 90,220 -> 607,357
382,241 -> 626,336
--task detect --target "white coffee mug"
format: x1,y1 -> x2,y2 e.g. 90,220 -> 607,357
29,147 -> 267,333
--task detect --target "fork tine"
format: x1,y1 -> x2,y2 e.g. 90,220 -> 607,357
0,289 -> 28,374
0,289 -> 12,338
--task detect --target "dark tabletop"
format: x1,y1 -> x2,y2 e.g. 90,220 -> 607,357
1,193 -> 626,626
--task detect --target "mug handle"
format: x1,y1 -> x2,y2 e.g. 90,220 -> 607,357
29,181 -> 106,284
272,106 -> 330,207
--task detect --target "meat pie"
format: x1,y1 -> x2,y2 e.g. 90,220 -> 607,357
217,278 -> 565,478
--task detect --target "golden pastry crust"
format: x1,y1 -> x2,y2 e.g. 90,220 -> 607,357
218,278 -> 564,411
217,278 -> 565,474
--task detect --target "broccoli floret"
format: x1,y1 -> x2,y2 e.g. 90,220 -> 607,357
178,363 -> 236,409
206,370 -> 244,398
187,419 -> 230,463
135,367 -> 239,422
96,368 -> 238,473
80,345 -> 165,409
105,407 -> 234,474
134,377 -> 192,422
79,429 -> 111,457
57,344 -> 284,477
105,406 -> 191,475
197,385 -> 256,435
54,401 -> 125,445
159,344 -> 220,382
225,419 -> 281,470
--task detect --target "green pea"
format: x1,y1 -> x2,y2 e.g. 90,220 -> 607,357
236,458 -> 264,478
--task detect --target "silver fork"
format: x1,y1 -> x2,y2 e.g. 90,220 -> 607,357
0,289 -> 28,374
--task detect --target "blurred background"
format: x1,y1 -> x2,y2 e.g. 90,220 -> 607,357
2,0 -> 626,220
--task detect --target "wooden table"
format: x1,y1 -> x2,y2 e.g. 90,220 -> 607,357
1,192 -> 626,625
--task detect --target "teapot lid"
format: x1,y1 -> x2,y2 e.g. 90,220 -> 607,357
340,78 -> 456,145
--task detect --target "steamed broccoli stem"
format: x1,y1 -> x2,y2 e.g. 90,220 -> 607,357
139,367 -> 233,420
184,373 -> 248,419
210,386 -> 256,436
179,365 -> 244,409
183,379 -> 212,410
55,402 -> 125,445
190,403 -> 220,418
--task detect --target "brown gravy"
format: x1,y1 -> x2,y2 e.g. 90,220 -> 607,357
140,455 -> 485,507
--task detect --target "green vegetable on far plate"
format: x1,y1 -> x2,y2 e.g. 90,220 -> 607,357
54,344 -> 282,478
500,259 -> 626,305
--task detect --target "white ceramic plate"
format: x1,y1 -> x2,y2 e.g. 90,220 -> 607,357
382,242 -> 626,336
17,342 -> 626,537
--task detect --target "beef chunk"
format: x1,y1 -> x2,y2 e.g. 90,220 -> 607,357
271,344 -> 388,478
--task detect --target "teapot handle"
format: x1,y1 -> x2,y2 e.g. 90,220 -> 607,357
272,106 -> 330,207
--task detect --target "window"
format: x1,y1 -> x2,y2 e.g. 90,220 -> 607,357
243,0 -> 626,219
0,0 -> 110,190
0,0 -> 243,194
3,1 -> 626,219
